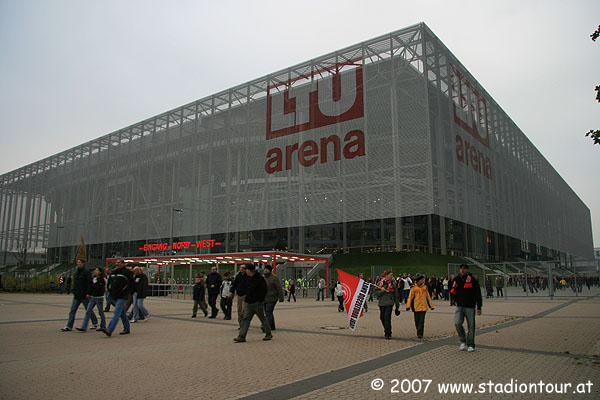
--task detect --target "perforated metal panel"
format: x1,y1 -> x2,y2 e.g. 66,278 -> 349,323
0,23 -> 593,259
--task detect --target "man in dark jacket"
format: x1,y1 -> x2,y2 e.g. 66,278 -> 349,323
61,258 -> 98,331
191,273 -> 208,318
132,267 -> 150,322
262,265 -> 285,330
233,264 -> 272,342
450,264 -> 483,352
102,258 -> 135,336
206,266 -> 222,318
230,264 -> 249,326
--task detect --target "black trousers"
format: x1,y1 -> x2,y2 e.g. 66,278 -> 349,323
413,311 -> 426,338
379,305 -> 393,336
220,297 -> 232,319
208,293 -> 219,317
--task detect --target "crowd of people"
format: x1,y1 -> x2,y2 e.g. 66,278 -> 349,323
60,257 -> 151,336
59,260 -> 596,351
356,265 -> 482,351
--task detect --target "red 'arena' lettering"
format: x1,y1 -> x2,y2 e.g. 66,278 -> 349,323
265,130 -> 365,174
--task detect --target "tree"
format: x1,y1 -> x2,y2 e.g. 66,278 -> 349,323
585,25 -> 600,145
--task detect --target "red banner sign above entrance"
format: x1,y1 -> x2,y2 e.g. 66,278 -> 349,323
139,240 -> 223,252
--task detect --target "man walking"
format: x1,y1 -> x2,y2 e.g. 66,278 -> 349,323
102,258 -> 135,336
233,264 -> 272,342
132,267 -> 150,322
206,266 -> 222,318
191,273 -> 208,318
495,275 -> 504,297
316,276 -> 325,301
61,258 -> 98,331
450,264 -> 482,352
230,264 -> 249,326
263,265 -> 284,330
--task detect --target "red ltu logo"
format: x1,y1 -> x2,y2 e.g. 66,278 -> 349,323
266,63 -> 364,140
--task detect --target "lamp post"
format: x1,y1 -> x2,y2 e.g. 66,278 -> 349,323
55,225 -> 64,264
169,208 -> 183,253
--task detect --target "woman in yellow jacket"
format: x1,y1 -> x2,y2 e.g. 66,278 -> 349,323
406,273 -> 434,339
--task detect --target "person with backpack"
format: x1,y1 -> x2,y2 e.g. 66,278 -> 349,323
102,258 -> 135,337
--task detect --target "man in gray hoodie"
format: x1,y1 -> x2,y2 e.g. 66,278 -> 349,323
262,265 -> 285,331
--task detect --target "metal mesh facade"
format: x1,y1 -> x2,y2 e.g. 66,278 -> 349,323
0,23 -> 593,259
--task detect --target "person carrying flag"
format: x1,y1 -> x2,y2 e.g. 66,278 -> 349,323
375,269 -> 400,339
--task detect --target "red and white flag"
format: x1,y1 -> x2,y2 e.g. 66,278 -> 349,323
337,269 -> 370,331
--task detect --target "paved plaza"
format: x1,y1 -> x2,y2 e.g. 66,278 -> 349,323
0,290 -> 599,399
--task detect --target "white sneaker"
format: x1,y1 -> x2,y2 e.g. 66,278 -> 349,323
459,343 -> 467,351
468,346 -> 475,352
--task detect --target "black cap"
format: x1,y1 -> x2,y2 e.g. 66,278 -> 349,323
264,265 -> 273,271
244,263 -> 255,271
414,273 -> 424,281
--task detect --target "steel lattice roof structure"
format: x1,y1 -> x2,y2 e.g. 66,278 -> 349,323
0,22 -> 593,261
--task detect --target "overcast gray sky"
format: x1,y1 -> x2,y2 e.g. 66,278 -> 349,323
1,0 -> 599,247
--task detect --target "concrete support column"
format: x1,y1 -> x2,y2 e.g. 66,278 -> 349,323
395,217 -> 403,251
342,222 -> 347,253
494,232 -> 499,260
471,226 -> 477,257
298,225 -> 305,253
463,223 -> 469,255
427,215 -> 433,254
440,216 -> 447,256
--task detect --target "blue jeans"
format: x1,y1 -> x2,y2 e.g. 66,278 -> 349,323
263,301 -> 277,330
108,298 -> 131,333
133,294 -> 150,321
317,288 -> 324,300
455,306 -> 476,347
104,291 -> 112,310
67,297 -> 97,329
81,297 -> 106,330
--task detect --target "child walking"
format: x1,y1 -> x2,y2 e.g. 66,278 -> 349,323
406,273 -> 434,339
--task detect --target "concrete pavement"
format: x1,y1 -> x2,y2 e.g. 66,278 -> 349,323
0,291 -> 599,399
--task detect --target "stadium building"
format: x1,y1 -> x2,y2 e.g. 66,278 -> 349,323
0,23 -> 594,268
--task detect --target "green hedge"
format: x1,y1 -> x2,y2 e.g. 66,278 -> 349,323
1,274 -> 60,292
